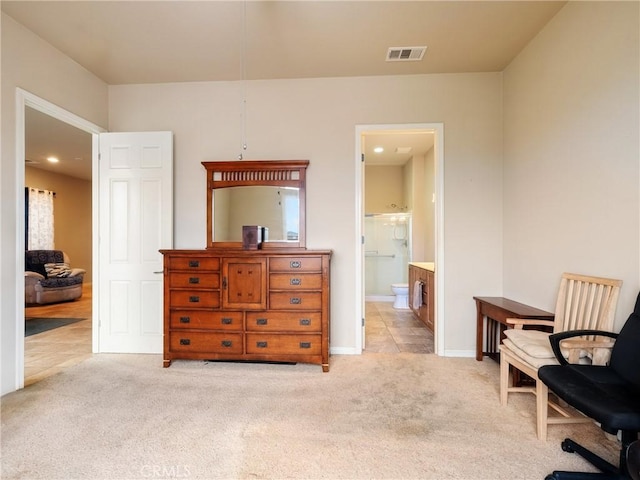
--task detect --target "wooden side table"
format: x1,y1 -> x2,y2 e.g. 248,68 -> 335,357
474,296 -> 554,361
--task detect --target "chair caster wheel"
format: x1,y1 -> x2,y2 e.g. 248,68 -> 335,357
545,475 -> 557,480
561,439 -> 575,453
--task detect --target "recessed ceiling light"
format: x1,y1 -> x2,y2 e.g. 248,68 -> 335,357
47,156 -> 59,163
373,147 -> 384,153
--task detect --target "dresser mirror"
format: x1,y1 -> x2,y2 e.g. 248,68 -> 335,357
203,160 -> 308,249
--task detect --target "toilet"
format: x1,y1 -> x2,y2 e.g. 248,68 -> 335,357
391,283 -> 409,309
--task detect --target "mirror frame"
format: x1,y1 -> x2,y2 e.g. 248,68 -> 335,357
203,160 -> 308,249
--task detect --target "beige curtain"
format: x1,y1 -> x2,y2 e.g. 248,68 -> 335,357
27,188 -> 55,250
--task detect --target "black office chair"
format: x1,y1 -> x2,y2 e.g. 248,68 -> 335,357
538,291 -> 640,480
629,440 -> 640,480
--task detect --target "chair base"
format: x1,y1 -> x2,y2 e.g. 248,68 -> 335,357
546,436 -> 636,480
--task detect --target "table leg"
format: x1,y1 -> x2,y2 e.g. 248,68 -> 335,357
476,301 -> 483,361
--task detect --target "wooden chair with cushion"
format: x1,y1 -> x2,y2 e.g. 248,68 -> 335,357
499,272 -> 622,440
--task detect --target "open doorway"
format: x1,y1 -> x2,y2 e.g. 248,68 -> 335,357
355,123 -> 444,355
23,106 -> 94,385
14,89 -> 105,390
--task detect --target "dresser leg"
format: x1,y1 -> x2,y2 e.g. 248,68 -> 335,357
322,363 -> 329,372
163,359 -> 172,368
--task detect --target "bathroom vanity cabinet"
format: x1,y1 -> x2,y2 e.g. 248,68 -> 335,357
161,159 -> 332,371
409,263 -> 435,332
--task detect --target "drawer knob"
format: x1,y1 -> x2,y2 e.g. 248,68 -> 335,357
256,318 -> 268,325
299,318 -> 311,326
188,277 -> 200,284
221,317 -> 233,325
256,341 -> 268,348
188,260 -> 200,268
221,340 -> 233,348
290,261 -> 301,269
180,338 -> 191,346
179,316 -> 191,324
299,342 -> 311,349
290,278 -> 302,286
189,296 -> 200,303
290,297 -> 302,305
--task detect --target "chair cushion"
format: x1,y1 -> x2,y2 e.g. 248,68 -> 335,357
39,275 -> 83,288
502,338 -> 560,368
539,363 -> 640,433
503,329 -> 555,358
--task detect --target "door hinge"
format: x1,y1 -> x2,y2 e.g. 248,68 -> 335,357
361,235 -> 365,245
361,153 -> 365,162
362,317 -> 365,327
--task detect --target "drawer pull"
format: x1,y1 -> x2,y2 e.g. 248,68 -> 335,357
179,316 -> 191,324
221,340 -> 233,348
300,342 -> 312,349
290,297 -> 302,305
189,296 -> 200,303
290,261 -> 301,269
290,278 -> 302,286
221,317 -> 233,325
256,341 -> 268,348
188,277 -> 200,284
256,318 -> 268,326
299,318 -> 311,326
188,260 -> 200,268
180,338 -> 191,346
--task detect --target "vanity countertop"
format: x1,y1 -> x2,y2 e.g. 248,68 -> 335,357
409,262 -> 435,272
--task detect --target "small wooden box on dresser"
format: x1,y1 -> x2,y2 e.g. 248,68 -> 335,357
160,249 -> 331,371
161,159 -> 331,372
408,263 -> 435,332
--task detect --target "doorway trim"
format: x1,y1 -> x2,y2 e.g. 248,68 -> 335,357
15,88 -> 105,389
355,123 -> 444,355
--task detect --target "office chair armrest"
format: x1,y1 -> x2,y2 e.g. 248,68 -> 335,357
549,329 -> 618,365
506,318 -> 556,330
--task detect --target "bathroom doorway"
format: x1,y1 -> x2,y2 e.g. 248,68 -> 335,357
356,124 -> 442,354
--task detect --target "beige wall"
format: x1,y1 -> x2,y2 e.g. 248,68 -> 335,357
25,167 -> 93,280
1,13 -> 108,395
503,1 -> 640,330
108,73 -> 504,356
365,166 -> 405,213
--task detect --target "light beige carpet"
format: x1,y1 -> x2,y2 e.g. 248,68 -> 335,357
1,353 -> 618,480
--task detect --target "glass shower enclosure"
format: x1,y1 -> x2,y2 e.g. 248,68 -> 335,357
364,213 -> 412,300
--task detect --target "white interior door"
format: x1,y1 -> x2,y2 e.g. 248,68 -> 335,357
98,132 -> 173,353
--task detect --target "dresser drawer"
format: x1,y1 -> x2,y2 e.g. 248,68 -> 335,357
170,332 -> 243,354
170,311 -> 242,330
246,311 -> 321,332
168,257 -> 220,271
269,292 -> 322,310
269,257 -> 322,272
246,333 -> 322,355
170,291 -> 219,308
269,273 -> 322,290
169,272 -> 220,289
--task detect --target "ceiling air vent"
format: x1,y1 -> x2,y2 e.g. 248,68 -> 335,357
386,46 -> 427,62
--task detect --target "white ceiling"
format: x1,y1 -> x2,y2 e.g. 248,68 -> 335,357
8,1 -> 566,177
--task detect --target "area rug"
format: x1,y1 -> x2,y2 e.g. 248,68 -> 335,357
25,317 -> 85,337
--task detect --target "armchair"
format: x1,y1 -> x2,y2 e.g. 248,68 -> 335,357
499,273 -> 622,440
25,250 -> 86,305
538,291 -> 640,479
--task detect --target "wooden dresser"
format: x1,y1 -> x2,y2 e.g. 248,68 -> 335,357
161,248 -> 331,371
408,262 -> 435,332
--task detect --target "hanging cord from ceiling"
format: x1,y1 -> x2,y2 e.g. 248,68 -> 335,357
238,1 -> 248,160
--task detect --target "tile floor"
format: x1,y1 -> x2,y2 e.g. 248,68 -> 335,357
22,292 -> 432,386
364,301 -> 434,354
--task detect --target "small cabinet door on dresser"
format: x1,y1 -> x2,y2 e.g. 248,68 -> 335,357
222,258 -> 267,310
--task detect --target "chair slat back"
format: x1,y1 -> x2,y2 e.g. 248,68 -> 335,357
554,273 -> 622,335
